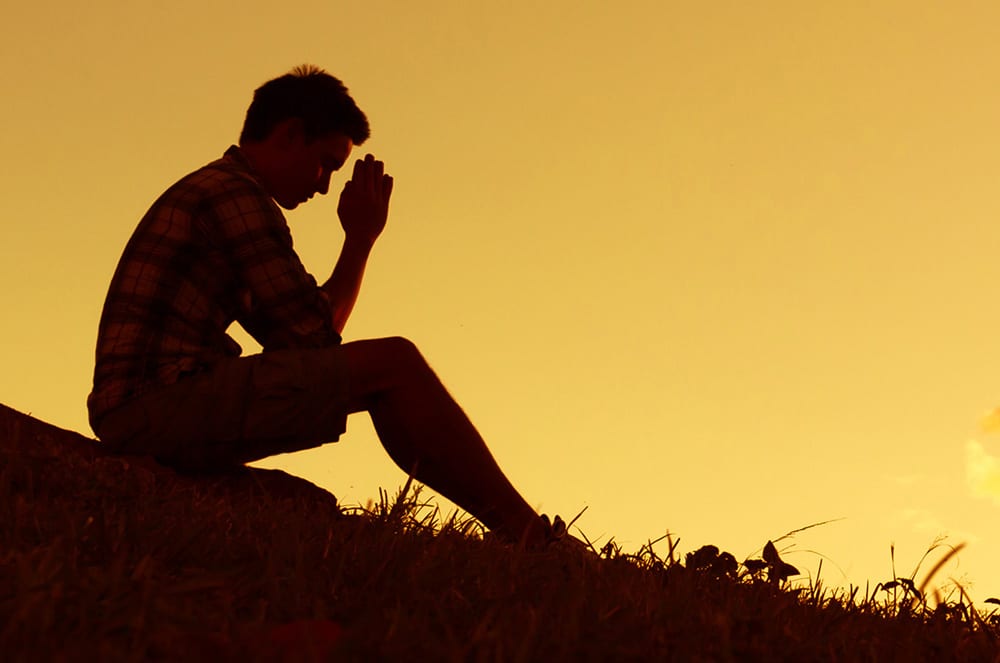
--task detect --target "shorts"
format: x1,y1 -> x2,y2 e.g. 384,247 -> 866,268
92,347 -> 350,472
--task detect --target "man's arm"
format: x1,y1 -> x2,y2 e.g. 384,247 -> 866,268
323,235 -> 375,335
322,154 -> 393,335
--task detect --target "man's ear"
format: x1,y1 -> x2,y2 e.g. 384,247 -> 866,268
273,117 -> 306,146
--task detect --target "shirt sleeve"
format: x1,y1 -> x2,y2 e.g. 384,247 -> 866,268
203,176 -> 341,350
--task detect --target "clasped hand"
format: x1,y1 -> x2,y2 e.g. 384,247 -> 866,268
337,154 -> 393,246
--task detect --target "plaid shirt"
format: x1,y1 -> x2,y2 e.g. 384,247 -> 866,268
88,146 -> 340,424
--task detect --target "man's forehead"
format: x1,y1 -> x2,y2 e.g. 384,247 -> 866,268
307,133 -> 351,170
317,133 -> 353,160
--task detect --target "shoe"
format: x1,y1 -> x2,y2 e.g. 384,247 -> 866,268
540,514 -> 568,541
539,513 -> 595,557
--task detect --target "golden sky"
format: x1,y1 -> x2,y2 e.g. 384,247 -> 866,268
5,1 -> 1000,601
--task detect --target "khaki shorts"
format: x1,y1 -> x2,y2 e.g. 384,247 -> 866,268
93,347 -> 349,472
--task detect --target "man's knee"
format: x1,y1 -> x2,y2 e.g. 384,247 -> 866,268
380,336 -> 424,369
342,336 -> 432,401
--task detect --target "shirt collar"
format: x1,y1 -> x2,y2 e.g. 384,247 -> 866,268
224,144 -> 253,170
222,145 -> 266,188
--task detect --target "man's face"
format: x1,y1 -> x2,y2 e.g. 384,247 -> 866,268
272,129 -> 354,210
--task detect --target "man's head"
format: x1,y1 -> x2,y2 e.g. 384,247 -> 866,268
240,65 -> 369,145
239,65 -> 370,210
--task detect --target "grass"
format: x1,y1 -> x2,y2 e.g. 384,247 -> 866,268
2,403 -> 1000,661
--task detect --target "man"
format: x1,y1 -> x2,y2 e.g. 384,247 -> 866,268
88,65 -> 559,547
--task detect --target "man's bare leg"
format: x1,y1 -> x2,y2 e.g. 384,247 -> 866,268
340,337 -> 545,545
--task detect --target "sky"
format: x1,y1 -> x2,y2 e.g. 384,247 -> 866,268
4,1 -> 1000,604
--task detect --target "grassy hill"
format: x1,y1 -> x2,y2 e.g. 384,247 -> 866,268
1,403 -> 998,661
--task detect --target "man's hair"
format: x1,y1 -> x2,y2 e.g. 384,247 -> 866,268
239,65 -> 370,145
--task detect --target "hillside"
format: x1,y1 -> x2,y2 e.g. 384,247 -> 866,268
1,403 -> 998,661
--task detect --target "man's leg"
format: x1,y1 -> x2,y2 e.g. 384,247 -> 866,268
340,337 -> 546,546
93,349 -> 350,473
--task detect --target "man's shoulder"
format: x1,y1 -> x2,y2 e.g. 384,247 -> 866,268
174,147 -> 261,196
151,147 -> 269,216
136,147 -> 287,247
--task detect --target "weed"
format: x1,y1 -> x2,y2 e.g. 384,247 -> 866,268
3,404 -> 1000,660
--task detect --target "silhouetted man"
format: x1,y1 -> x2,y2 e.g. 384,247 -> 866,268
88,65 -> 557,547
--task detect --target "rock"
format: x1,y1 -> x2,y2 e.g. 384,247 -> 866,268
0,402 -> 339,509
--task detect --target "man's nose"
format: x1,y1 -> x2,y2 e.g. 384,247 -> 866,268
317,170 -> 332,195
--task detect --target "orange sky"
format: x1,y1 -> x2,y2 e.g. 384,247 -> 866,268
4,1 -> 1000,603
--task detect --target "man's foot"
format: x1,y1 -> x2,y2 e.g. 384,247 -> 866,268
486,513 -> 594,556
538,514 -> 594,556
